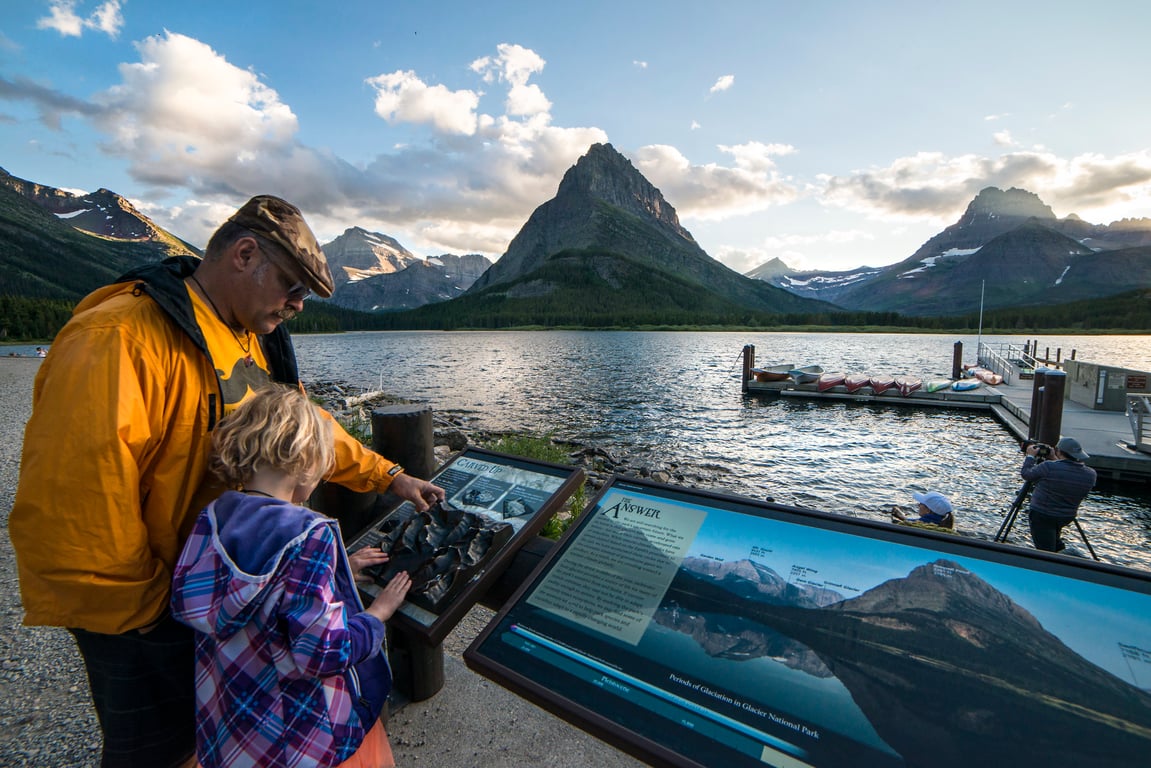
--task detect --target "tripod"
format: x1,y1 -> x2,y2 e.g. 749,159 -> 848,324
994,478 -> 1099,561
994,479 -> 1033,543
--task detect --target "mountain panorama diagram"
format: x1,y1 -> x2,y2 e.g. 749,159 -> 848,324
502,486 -> 1151,768
657,555 -> 1151,767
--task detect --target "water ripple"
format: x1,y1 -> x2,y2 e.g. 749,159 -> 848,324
295,330 -> 1151,571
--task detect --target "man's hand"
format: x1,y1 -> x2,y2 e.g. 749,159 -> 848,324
1025,443 -> 1040,457
890,505 -> 907,521
389,472 -> 446,512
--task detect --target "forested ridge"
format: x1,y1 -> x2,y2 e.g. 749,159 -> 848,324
6,289 -> 1148,341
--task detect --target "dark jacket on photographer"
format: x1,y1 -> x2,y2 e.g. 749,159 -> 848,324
1021,453 -> 1096,520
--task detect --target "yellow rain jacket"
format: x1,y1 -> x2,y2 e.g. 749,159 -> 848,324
11,258 -> 400,634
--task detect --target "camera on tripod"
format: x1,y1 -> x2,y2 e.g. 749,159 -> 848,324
1021,439 -> 1052,459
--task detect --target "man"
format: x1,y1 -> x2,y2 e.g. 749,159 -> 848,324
1021,436 -> 1097,552
11,195 -> 444,768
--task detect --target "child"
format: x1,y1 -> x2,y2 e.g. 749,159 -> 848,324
891,490 -> 956,530
171,385 -> 411,768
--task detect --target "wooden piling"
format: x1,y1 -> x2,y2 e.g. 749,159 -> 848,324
1036,370 -> 1067,447
742,344 -> 755,394
1028,368 -> 1049,441
371,404 -> 435,479
952,341 -> 963,381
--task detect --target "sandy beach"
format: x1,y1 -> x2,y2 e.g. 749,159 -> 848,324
0,357 -> 641,768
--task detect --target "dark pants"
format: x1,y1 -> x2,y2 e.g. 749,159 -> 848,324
1028,508 -> 1072,552
69,614 -> 196,768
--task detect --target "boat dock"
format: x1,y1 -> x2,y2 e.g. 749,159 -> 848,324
742,343 -> 1151,485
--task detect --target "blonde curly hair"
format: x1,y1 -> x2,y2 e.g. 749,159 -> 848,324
209,385 -> 334,490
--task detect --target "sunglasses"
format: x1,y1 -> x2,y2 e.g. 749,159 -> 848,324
255,237 -> 311,301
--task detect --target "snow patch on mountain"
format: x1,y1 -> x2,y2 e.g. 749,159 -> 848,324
898,246 -> 981,279
782,269 -> 881,289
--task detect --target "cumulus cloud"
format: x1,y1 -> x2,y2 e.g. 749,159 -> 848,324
74,34 -> 611,251
690,120 -> 701,130
633,60 -> 648,69
709,75 -> 734,94
819,148 -> 1151,225
366,71 -> 480,135
634,141 -> 800,220
37,0 -> 124,38
470,44 -> 551,118
93,32 -> 300,190
993,130 -> 1015,147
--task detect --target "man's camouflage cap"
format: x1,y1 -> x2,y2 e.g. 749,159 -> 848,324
228,195 -> 334,298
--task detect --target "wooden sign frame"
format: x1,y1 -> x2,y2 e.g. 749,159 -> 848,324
466,475 -> 1151,768
348,446 -> 584,645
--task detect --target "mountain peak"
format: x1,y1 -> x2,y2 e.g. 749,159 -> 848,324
964,186 -> 1055,222
320,227 -> 417,287
745,256 -> 796,281
556,143 -> 690,239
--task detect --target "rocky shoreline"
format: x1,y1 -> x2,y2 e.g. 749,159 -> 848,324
309,379 -> 735,495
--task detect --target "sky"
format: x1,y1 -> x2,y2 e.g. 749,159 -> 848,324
3,1 -> 1151,275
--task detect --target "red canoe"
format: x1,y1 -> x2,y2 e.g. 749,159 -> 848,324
817,372 -> 847,391
895,375 -> 922,397
844,374 -> 871,393
869,375 -> 896,394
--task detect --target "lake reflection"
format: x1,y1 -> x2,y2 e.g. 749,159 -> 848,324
293,330 -> 1151,571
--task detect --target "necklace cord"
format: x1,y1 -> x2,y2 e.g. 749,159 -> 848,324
190,274 -> 252,355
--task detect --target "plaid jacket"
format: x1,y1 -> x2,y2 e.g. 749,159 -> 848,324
171,492 -> 391,767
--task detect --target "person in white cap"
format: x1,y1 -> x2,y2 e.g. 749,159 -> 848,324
1021,436 -> 1097,552
891,490 -> 955,529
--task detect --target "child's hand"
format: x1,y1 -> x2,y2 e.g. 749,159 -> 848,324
348,547 -> 391,583
367,571 -> 411,623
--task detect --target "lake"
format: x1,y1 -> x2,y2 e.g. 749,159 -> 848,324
293,330 -> 1151,571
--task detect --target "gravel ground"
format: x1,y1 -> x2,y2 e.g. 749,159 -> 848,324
0,358 -> 640,768
0,358 -> 102,767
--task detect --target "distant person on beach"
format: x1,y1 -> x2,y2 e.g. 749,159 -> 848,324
34,346 -> 46,357
1022,437 -> 1096,552
891,491 -> 955,529
10,195 -> 444,768
172,386 -> 410,768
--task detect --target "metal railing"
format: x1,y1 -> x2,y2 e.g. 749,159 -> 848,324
975,341 -> 1073,385
1128,394 -> 1151,451
976,342 -> 1021,385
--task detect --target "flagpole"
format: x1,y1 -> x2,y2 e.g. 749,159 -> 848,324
976,279 -> 985,364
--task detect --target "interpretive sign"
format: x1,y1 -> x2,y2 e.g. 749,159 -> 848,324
465,476 -> 1151,768
348,447 -> 583,645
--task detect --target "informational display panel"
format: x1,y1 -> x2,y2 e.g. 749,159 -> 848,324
348,447 -> 583,645
465,477 -> 1151,768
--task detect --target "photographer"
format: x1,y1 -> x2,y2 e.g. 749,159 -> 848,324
1021,437 -> 1097,552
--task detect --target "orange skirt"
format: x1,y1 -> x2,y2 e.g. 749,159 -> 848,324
338,718 -> 395,768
